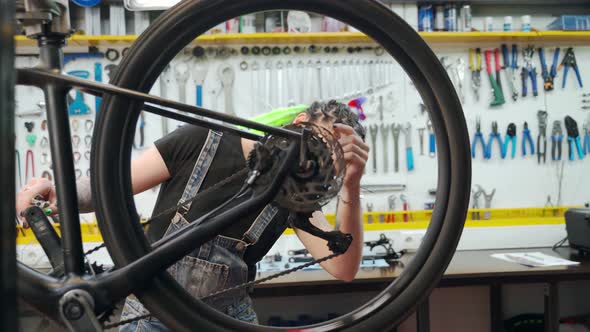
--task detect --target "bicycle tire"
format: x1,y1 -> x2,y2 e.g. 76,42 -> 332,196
92,0 -> 471,330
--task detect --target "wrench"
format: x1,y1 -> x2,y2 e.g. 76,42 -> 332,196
218,64 -> 236,115
192,59 -> 208,107
285,60 -> 294,106
159,65 -> 171,135
428,119 -> 435,157
316,60 -> 323,101
403,122 -> 414,171
418,127 -> 425,155
366,203 -> 374,224
380,123 -> 389,173
369,124 -> 378,173
391,123 -> 401,173
377,95 -> 384,122
174,61 -> 189,104
276,60 -> 284,106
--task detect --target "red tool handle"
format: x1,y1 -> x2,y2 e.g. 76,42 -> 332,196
494,48 -> 502,72
403,203 -> 408,222
484,50 -> 493,74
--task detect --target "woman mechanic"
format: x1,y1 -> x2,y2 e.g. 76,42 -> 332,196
16,100 -> 369,330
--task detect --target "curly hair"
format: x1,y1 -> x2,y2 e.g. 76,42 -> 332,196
304,100 -> 366,141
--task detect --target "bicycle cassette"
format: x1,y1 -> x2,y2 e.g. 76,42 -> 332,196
248,122 -> 345,212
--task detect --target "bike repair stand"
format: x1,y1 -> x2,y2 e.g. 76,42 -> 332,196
17,1 -> 104,331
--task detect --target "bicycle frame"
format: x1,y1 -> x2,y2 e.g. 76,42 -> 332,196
16,32 -> 302,324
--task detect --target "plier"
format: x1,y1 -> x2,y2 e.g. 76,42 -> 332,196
522,121 -> 535,156
564,115 -> 585,160
486,121 -> 503,159
502,44 -> 519,101
471,117 -> 486,159
537,110 -> 548,164
521,46 -> 538,97
551,120 -> 563,161
502,123 -> 517,159
558,47 -> 583,89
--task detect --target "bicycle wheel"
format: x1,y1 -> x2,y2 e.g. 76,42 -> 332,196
93,0 -> 471,330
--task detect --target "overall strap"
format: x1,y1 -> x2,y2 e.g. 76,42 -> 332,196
241,204 -> 279,245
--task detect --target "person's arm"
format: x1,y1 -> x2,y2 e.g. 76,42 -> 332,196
294,124 -> 368,282
76,146 -> 170,213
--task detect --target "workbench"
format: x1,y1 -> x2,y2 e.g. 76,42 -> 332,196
252,247 -> 590,331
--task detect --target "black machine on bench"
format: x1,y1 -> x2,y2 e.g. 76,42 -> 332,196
565,208 -> 590,255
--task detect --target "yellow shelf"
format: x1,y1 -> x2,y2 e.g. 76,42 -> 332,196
15,206 -> 572,245
15,31 -> 590,48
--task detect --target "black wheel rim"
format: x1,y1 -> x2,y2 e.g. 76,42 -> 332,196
92,0 -> 472,330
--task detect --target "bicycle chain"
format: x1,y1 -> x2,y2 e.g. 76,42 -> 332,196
83,166 -> 342,329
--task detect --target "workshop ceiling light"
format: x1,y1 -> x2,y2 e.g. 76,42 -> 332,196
124,0 -> 180,11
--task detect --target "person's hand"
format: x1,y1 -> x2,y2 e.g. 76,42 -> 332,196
16,177 -> 58,223
333,124 -> 369,188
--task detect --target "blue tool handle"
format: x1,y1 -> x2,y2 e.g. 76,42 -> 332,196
551,48 -> 560,77
94,63 -> 102,114
575,138 -> 584,159
510,139 -> 516,158
501,44 -> 510,68
522,69 -> 528,96
562,67 -> 570,89
538,47 -> 547,72
63,53 -> 104,66
196,85 -> 203,106
67,70 -> 90,79
574,67 -> 583,88
530,71 -> 538,96
568,137 -> 575,161
406,148 -> 414,171
502,136 -> 510,159
429,133 -> 435,156
511,44 -> 517,69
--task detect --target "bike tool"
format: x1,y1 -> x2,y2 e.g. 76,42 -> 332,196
94,62 -> 102,114
174,60 -> 190,105
522,122 -> 535,156
391,123 -> 401,173
369,124 -> 378,173
469,48 -> 482,101
551,120 -> 563,161
380,124 -> 390,172
537,111 -> 548,163
501,44 -> 518,101
366,203 -> 374,224
417,127 -> 425,156
192,55 -> 208,108
502,123 -> 517,159
159,65 -> 171,135
471,187 -> 482,220
521,46 -> 538,97
565,115 -> 585,160
538,47 -> 550,91
484,49 -> 505,106
427,119 -> 435,157
404,123 -> 414,171
471,117 -> 486,159
386,194 -> 397,223
475,185 -> 495,220
218,64 -> 236,115
486,121 -> 503,159
583,117 -> 590,155
558,47 -> 583,89
494,48 -> 504,99
67,70 -> 91,115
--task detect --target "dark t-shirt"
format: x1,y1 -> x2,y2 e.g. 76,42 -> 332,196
147,125 -> 290,280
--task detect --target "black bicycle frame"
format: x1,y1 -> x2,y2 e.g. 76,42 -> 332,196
16,34 -> 302,321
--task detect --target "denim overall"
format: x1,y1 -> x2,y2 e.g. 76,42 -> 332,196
120,130 -> 279,331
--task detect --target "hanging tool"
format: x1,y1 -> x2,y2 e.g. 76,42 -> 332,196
471,187 -> 482,220
192,58 -> 208,108
455,58 -> 466,104
475,185 -> 495,220
417,127 -> 425,156
486,121 -> 503,159
218,64 -> 236,115
25,150 -> 34,182
469,48 -> 482,101
494,48 -> 504,98
369,124 -> 378,173
404,123 -> 414,171
537,111 -> 548,163
159,65 -> 171,135
551,120 -> 563,161
502,44 -> 519,101
400,194 -> 410,222
522,122 -> 535,156
471,117 -> 486,159
583,118 -> 590,155
380,124 -> 389,172
67,70 -> 91,115
502,123 -> 517,159
133,112 -> 146,149
564,115 -> 585,160
548,48 -> 560,91
484,50 -> 505,106
427,120 -> 435,157
366,203 -> 374,224
558,47 -> 583,89
521,46 -> 538,97
538,47 -> 550,91
174,61 -> 190,104
386,195 -> 397,223
391,124 -> 401,173
94,62 -> 102,114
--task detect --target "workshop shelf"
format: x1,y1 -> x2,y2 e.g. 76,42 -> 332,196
15,31 -> 590,48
